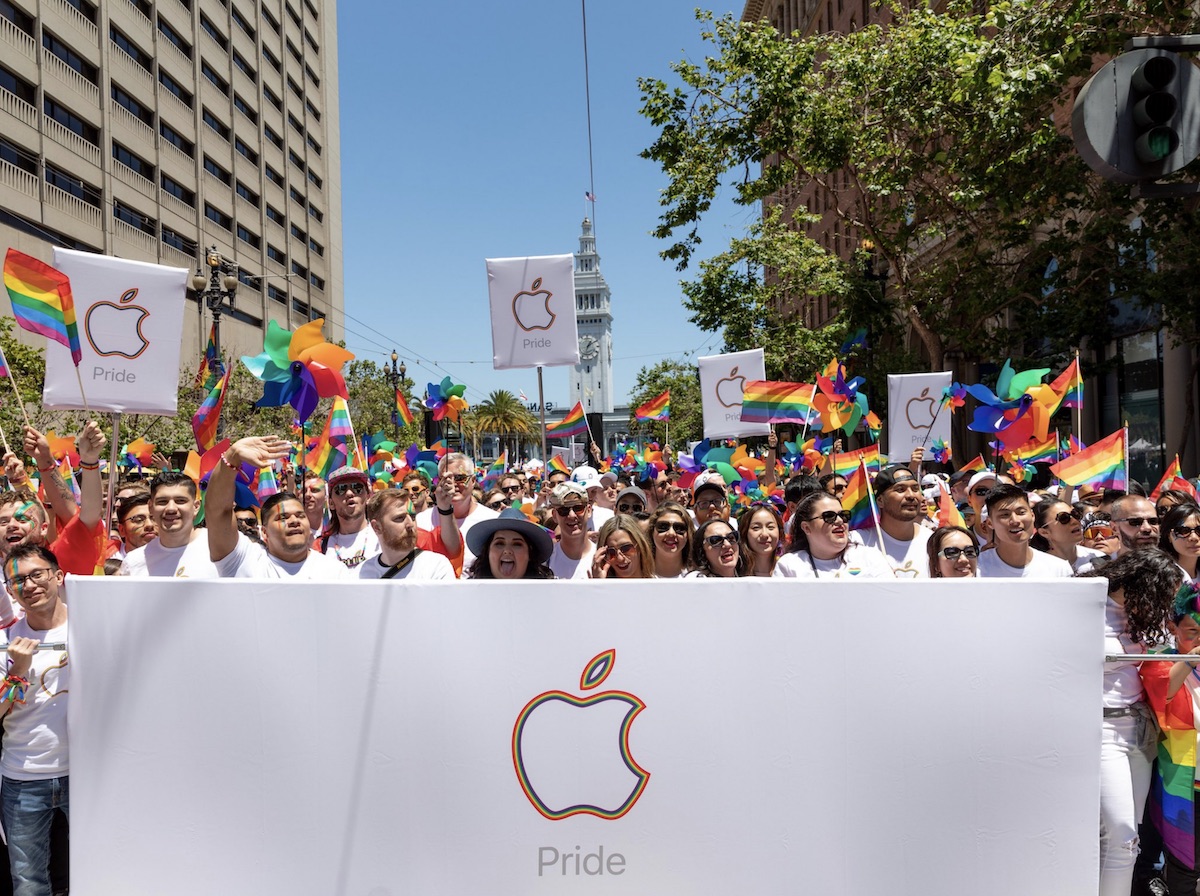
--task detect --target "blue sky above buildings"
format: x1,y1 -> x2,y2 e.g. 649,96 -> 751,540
337,2 -> 745,409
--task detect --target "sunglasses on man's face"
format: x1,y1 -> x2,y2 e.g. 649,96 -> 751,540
617,502 -> 644,514
442,473 -> 472,485
333,482 -> 366,496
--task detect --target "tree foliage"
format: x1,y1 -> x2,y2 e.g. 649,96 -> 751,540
628,359 -> 703,446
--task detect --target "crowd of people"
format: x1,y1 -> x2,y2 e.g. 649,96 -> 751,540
0,418 -> 1196,894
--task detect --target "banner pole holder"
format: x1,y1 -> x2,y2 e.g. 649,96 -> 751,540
537,366 -> 548,468
104,411 -> 121,535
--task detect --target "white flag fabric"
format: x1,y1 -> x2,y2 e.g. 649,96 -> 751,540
886,371 -> 953,460
487,254 -> 579,369
43,249 -> 187,414
698,348 -> 770,439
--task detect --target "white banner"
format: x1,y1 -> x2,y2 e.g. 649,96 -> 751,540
70,578 -> 1102,896
698,348 -> 769,439
887,371 -> 954,460
486,254 -> 579,370
43,249 -> 187,414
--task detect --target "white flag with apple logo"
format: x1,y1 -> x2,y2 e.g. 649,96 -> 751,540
698,348 -> 770,439
43,248 -> 187,414
486,254 -> 579,370
886,371 -> 953,460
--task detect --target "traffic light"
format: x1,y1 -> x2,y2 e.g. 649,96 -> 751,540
1072,48 -> 1200,183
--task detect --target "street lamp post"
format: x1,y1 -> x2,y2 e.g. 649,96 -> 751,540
190,248 -> 239,437
386,350 -> 407,441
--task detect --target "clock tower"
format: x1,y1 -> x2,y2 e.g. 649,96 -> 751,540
570,217 -> 613,413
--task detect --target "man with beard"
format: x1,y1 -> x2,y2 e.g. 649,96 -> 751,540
977,484 -> 1072,577
358,489 -> 454,580
547,482 -> 595,579
319,467 -> 377,570
120,471 -> 221,578
858,465 -> 934,578
416,453 -> 496,571
302,473 -> 328,543
1077,493 -> 1163,574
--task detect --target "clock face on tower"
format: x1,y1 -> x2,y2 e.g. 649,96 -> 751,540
579,335 -> 599,361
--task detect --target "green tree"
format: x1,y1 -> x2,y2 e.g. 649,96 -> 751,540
629,360 -> 703,447
469,390 -> 540,460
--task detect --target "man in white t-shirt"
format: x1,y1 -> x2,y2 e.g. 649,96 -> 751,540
572,466 -> 613,531
0,543 -> 71,895
416,453 -> 497,571
858,464 -> 933,578
547,482 -> 595,579
208,436 -> 350,580
120,471 -> 221,578
358,489 -> 453,580
977,484 -> 1073,578
318,466 -> 378,569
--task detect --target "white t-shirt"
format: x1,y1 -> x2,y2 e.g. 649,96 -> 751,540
976,547 -> 1073,578
119,530 -> 221,578
214,533 -> 351,580
322,525 -> 379,570
0,617 -> 68,780
589,506 -> 614,532
857,525 -> 933,579
1103,599 -> 1144,709
417,502 -> 499,571
549,540 -> 596,580
1072,545 -> 1107,573
358,551 -> 455,580
772,543 -> 896,579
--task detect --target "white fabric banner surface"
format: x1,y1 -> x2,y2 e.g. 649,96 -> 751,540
886,371 -> 954,460
43,249 -> 187,414
486,254 -> 579,370
68,578 -> 1103,895
697,348 -> 770,439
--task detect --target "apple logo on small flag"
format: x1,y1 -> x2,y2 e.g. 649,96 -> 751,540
512,649 -> 650,820
84,287 -> 151,359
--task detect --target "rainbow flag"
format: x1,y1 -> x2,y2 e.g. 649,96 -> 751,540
548,454 -> 569,475
1151,457 -> 1184,501
547,402 -> 588,439
840,462 -> 875,531
254,465 -> 280,499
192,367 -> 232,451
1049,428 -> 1126,488
0,344 -> 9,379
305,404 -> 350,478
634,389 -> 670,422
4,249 -> 82,365
832,445 -> 881,477
936,479 -> 966,529
1050,358 -> 1084,410
739,381 -> 818,425
1011,435 -> 1059,465
1141,656 -> 1198,870
959,454 -> 988,474
194,323 -> 224,390
394,389 -> 414,427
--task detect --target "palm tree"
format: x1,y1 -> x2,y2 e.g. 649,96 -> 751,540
471,390 -> 540,462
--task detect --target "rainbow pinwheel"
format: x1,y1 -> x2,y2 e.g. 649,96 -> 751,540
942,383 -> 967,412
424,378 -> 468,422
44,432 -> 79,467
813,364 -> 870,436
121,437 -> 155,468
241,319 -> 354,424
931,438 -> 951,465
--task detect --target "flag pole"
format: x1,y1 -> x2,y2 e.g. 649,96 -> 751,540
73,365 -> 93,420
1123,420 -> 1130,489
537,366 -> 547,466
2,363 -> 32,430
103,412 -> 121,535
1074,350 -> 1082,445
862,456 -> 888,562
0,419 -> 9,456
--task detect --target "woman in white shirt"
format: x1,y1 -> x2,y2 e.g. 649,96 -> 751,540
773,492 -> 894,579
1033,500 -> 1104,572
1161,502 -> 1200,586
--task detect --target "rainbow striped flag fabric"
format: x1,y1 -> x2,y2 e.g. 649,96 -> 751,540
489,450 -> 508,474
305,404 -> 350,478
0,344 -> 10,379
1010,435 -> 1059,464
839,462 -> 875,531
739,381 -> 818,425
1141,655 -> 1198,870
4,249 -> 82,365
831,445 -> 881,478
1049,428 -> 1126,488
1050,358 -> 1084,410
194,323 -> 223,390
634,389 -> 670,422
1152,456 -> 1184,501
959,454 -> 988,475
394,389 -> 414,427
548,454 -> 569,474
936,480 -> 966,529
546,402 -> 588,439
192,367 -> 232,451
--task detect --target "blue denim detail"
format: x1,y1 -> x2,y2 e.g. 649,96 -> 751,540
1,776 -> 68,896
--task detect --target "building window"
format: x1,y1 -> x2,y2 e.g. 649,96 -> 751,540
160,122 -> 194,157
304,64 -> 320,87
200,14 -> 228,50
234,136 -> 257,164
267,244 -> 286,265
307,169 -> 322,188
287,112 -> 304,135
233,93 -> 257,123
268,284 -> 287,304
265,204 -> 285,225
308,202 -> 323,222
110,84 -> 153,127
202,108 -> 230,140
0,0 -> 34,34
304,0 -> 318,20
306,134 -> 322,156
63,0 -> 97,22
43,96 -> 99,146
289,223 -> 306,241
113,201 -> 156,235
158,70 -> 193,107
160,174 -> 195,206
264,123 -> 283,149
0,65 -> 37,106
304,29 -> 318,53
43,31 -> 98,84
161,226 -> 197,254
110,26 -> 151,71
236,224 -> 260,249
232,50 -> 256,80
262,45 -> 281,72
287,76 -> 302,100
292,297 -> 309,315
203,156 -> 231,185
204,203 -> 232,230
304,99 -> 321,122
201,61 -> 229,96
290,260 -> 307,278
236,181 -> 259,205
45,163 -> 100,206
157,18 -> 192,57
0,137 -> 37,175
309,273 -> 324,290
289,186 -> 305,207
231,7 -> 255,39
261,6 -> 280,34
113,141 -> 155,179
285,3 -> 301,27
264,165 -> 284,187
262,85 -> 282,111
238,268 -> 259,290
286,39 -> 302,65
288,149 -> 305,172
308,238 -> 323,257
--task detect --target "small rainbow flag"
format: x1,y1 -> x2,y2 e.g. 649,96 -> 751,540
394,388 -> 414,427
255,465 -> 280,499
1141,657 -> 1198,871
548,454 -> 569,474
739,381 -> 817,425
489,450 -> 508,474
1150,457 -> 1196,501
305,404 -> 350,478
1011,435 -> 1058,464
4,249 -> 82,365
959,454 -> 988,475
1049,427 -> 1126,488
832,445 -> 881,477
1050,358 -> 1084,410
0,344 -> 10,379
936,479 -> 966,529
634,389 -> 670,422
547,402 -> 589,439
840,462 -> 875,531
194,323 -> 223,390
192,367 -> 232,451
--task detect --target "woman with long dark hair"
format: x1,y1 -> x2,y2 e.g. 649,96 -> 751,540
1161,502 -> 1200,586
686,518 -> 743,578
925,525 -> 979,578
772,492 -> 893,579
465,509 -> 555,579
1032,499 -> 1102,572
739,502 -> 783,577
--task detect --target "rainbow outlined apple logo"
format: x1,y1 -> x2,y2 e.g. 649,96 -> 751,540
84,287 -> 150,359
512,649 -> 649,821
512,278 -> 556,332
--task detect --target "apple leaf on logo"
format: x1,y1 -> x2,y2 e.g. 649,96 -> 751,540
119,288 -> 138,305
580,649 -> 616,691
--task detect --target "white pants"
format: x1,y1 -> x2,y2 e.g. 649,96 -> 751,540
1099,709 -> 1155,896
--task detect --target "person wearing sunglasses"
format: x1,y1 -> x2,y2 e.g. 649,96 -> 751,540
1032,500 -> 1105,573
318,467 -> 378,569
1161,502 -> 1200,586
977,485 -> 1072,578
589,516 -> 654,579
546,483 -> 595,579
482,488 -> 508,513
1107,494 -> 1163,559
965,470 -> 1013,546
926,526 -> 980,578
774,492 -> 894,579
416,453 -> 498,572
687,519 -> 743,578
400,471 -> 432,515
646,502 -> 694,579
614,486 -> 647,517
739,502 -> 783,577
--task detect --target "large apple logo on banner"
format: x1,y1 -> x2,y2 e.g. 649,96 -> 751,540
85,287 -> 151,359
905,388 -> 936,431
512,277 -> 556,332
512,649 -> 650,821
715,366 -> 746,408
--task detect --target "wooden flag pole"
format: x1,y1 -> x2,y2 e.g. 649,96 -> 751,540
103,412 -> 121,535
3,364 -> 33,430
537,367 -> 548,466
73,365 -> 93,420
0,418 -> 10,456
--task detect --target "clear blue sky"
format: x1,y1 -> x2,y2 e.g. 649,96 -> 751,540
336,2 -> 749,410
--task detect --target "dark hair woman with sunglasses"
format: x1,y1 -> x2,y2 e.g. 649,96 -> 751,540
687,518 -> 743,577
646,501 -> 694,579
1032,499 -> 1104,572
1161,502 -> 1200,586
926,525 -> 979,578
773,492 -> 894,579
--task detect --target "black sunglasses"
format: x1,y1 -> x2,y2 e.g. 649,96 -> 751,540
654,521 -> 688,536
1172,525 -> 1200,539
332,482 -> 366,496
937,546 -> 979,561
1115,516 -> 1159,528
1054,510 -> 1082,525
616,502 -> 644,513
806,510 -> 852,525
703,532 -> 738,548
